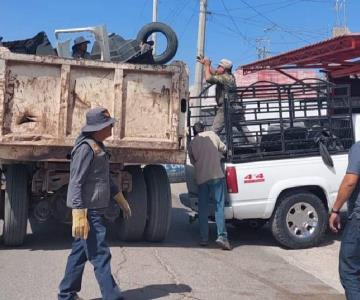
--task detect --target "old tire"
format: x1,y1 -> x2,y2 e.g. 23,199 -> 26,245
3,164 -> 30,246
143,165 -> 172,242
136,22 -> 178,64
270,191 -> 327,249
118,166 -> 147,242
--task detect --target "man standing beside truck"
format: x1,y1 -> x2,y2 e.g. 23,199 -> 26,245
58,107 -> 131,300
197,55 -> 254,143
329,141 -> 360,300
188,121 -> 231,250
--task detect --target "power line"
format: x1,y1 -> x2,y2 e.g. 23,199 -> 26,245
219,0 -> 257,47
238,0 -> 310,43
242,0 -> 303,22
179,1 -> 198,41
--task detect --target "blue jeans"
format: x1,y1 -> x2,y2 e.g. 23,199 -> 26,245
58,210 -> 123,300
198,178 -> 227,241
339,217 -> 360,300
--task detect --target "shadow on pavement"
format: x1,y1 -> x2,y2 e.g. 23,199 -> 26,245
90,283 -> 192,300
0,207 -> 346,251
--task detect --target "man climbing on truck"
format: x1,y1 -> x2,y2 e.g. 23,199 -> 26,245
197,55 -> 254,143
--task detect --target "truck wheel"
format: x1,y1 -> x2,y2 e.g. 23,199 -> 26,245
3,164 -> 30,246
143,165 -> 172,242
136,22 -> 178,65
118,166 -> 147,241
0,190 -> 4,220
271,191 -> 327,249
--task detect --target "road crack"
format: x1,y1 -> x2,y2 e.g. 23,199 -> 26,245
153,248 -> 180,284
113,246 -> 127,286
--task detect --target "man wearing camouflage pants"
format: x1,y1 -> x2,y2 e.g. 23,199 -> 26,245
197,56 -> 254,143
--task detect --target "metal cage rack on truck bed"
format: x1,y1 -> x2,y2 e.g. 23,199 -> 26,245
189,78 -> 358,164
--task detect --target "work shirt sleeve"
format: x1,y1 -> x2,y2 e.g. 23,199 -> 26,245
206,74 -> 226,85
188,142 -> 196,165
110,175 -> 120,198
217,136 -> 227,154
346,143 -> 360,175
68,143 -> 93,209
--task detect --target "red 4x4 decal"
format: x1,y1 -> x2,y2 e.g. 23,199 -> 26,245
244,173 -> 265,184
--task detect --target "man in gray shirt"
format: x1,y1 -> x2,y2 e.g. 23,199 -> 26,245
329,142 -> 360,299
58,107 -> 131,300
188,121 -> 231,250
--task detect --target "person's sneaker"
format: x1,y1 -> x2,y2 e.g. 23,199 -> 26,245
215,237 -> 232,250
199,239 -> 209,247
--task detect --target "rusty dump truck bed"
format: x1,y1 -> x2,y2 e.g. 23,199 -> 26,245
0,47 -> 189,164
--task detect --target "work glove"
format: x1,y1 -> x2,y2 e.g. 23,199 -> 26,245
72,209 -> 90,240
114,192 -> 132,219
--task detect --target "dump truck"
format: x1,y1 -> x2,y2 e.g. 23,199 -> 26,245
0,25 -> 189,246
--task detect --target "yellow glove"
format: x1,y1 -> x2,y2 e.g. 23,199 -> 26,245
114,192 -> 132,219
72,209 -> 90,240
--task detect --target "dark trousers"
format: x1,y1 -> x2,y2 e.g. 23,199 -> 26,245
198,178 -> 228,241
339,217 -> 360,300
58,210 -> 123,300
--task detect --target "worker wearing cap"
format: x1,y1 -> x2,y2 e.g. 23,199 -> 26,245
72,36 -> 91,59
58,107 -> 131,300
198,56 -> 254,143
188,121 -> 231,250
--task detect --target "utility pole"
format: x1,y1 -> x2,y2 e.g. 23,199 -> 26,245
152,0 -> 158,54
193,0 -> 208,100
333,0 -> 349,37
256,38 -> 270,60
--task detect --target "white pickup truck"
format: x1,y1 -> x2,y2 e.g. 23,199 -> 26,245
181,79 -> 358,249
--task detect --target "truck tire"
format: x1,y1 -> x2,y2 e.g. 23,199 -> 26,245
136,22 -> 178,65
118,166 -> 147,241
143,165 -> 172,242
0,190 -> 4,220
270,191 -> 327,249
3,164 -> 30,246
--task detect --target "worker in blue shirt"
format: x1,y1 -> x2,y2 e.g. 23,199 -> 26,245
329,142 -> 360,300
58,107 -> 131,300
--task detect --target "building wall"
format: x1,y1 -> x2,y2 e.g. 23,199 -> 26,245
235,69 -> 318,86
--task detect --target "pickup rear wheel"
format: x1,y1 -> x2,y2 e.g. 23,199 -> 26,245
143,165 -> 172,242
117,166 -> 147,241
3,164 -> 30,246
271,191 -> 327,249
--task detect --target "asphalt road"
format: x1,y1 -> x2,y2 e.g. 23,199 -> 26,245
0,183 -> 345,300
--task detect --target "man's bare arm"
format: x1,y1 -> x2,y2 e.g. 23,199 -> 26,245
333,173 -> 358,211
329,173 -> 358,233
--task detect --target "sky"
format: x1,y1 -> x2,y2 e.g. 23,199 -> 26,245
1,0 -> 360,83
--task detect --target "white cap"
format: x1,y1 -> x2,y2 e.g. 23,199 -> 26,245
219,58 -> 233,69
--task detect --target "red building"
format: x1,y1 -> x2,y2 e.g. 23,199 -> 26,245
235,68 -> 318,87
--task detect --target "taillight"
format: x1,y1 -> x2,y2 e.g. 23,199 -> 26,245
226,166 -> 238,193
